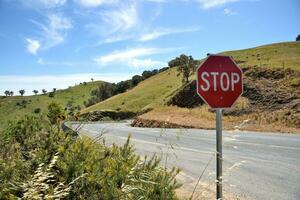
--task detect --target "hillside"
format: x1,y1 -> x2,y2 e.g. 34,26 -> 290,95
82,67 -> 183,113
82,41 -> 300,133
223,41 -> 300,71
0,81 -> 104,130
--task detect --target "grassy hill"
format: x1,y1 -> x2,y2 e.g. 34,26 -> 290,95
82,41 -> 300,114
82,67 -> 183,113
0,81 -> 104,130
223,41 -> 300,71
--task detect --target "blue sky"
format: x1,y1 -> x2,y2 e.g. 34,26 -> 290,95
0,0 -> 299,95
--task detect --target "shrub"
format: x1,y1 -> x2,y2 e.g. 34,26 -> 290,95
47,102 -> 65,125
16,100 -> 29,109
33,108 -> 41,114
48,92 -> 55,98
0,112 -> 180,199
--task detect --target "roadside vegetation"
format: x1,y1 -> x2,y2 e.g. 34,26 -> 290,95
0,103 -> 180,199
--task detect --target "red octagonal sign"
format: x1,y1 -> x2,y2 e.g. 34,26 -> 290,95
197,55 -> 243,109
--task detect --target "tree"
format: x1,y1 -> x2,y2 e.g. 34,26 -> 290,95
114,80 -> 132,94
141,70 -> 153,79
52,88 -> 57,92
168,54 -> 195,84
4,90 -> 10,96
296,35 -> 300,41
10,91 -> 14,96
33,90 -> 39,95
19,89 -> 25,96
91,78 -> 94,82
42,89 -> 47,94
131,75 -> 143,86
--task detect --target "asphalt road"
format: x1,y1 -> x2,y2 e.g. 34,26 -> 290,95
69,121 -> 300,200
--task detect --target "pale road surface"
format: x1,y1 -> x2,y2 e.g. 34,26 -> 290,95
68,121 -> 300,200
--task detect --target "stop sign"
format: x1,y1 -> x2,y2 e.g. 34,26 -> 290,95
196,55 -> 243,109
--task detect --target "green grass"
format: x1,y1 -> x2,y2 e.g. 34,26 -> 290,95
83,41 -> 300,114
0,81 -> 104,130
222,41 -> 300,71
82,68 -> 182,113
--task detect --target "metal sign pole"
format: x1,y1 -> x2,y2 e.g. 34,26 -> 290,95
216,109 -> 222,200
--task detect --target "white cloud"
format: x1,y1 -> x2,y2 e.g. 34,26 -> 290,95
101,3 -> 138,34
37,58 -> 77,66
94,47 -> 173,69
26,38 -> 40,55
21,0 -> 67,9
101,35 -> 133,44
138,27 -> 200,41
74,0 -> 118,8
128,58 -> 166,68
27,13 -> 72,53
0,73 -> 133,96
86,2 -> 138,44
197,0 -> 239,9
94,47 -> 171,66
224,8 -> 238,15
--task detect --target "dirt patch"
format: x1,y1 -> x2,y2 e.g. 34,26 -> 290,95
131,118 -> 194,129
167,81 -> 204,108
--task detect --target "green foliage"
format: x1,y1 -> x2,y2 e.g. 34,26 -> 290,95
33,108 -> 41,114
48,91 -> 55,98
4,90 -> 10,96
16,100 -> 30,109
47,102 -> 65,125
132,75 -> 143,86
85,83 -> 116,107
32,90 -> 39,95
168,54 -> 195,84
19,89 -> 25,96
0,105 -> 180,199
0,81 -> 104,131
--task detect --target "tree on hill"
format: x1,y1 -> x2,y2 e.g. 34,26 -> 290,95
33,90 -> 39,95
84,83 -> 116,107
4,90 -> 10,96
132,75 -> 143,86
114,80 -> 132,94
168,54 -> 196,84
296,35 -> 300,41
10,91 -> 14,96
142,70 -> 153,79
42,89 -> 47,94
19,89 -> 25,96
91,78 -> 94,82
53,88 -> 57,92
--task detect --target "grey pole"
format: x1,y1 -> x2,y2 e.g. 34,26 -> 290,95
216,109 -> 222,200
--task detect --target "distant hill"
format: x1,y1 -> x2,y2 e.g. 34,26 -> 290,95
82,41 -> 300,133
0,81 -> 104,130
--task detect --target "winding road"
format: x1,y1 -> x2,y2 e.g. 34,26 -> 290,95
68,121 -> 300,200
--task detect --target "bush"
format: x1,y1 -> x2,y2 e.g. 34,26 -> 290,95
33,108 -> 41,114
0,106 -> 180,199
16,100 -> 29,109
47,102 -> 65,125
48,92 -> 55,98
